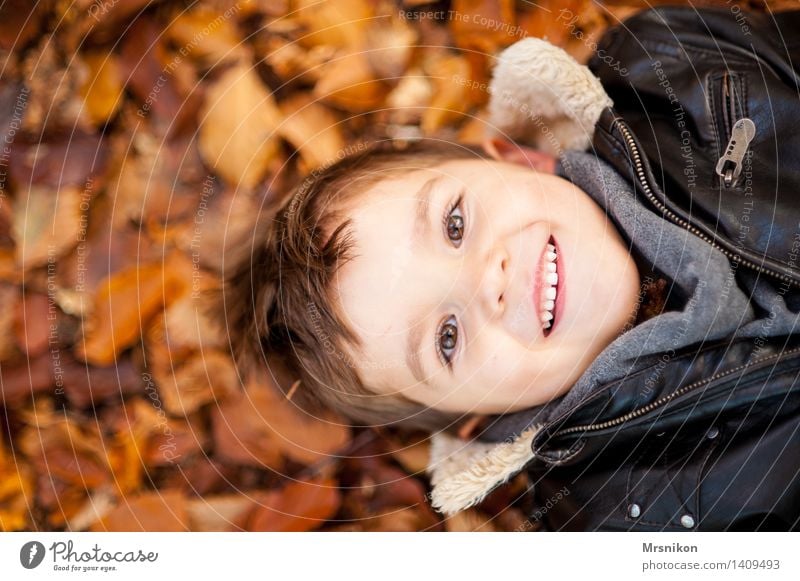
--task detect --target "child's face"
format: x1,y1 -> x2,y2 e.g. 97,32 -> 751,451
332,158 -> 641,414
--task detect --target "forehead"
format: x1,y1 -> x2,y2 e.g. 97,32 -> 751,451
330,165 -> 449,381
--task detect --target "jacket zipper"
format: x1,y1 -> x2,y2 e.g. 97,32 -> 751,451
614,118 -> 799,287
551,344 -> 800,437
715,72 -> 755,187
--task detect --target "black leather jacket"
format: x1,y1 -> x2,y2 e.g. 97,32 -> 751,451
527,6 -> 800,531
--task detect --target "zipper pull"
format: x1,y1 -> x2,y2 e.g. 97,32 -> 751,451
715,118 -> 756,187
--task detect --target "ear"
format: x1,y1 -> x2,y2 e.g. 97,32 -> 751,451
457,414 -> 491,441
481,137 -> 557,174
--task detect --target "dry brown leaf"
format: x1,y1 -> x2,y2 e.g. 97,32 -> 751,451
444,508 -> 500,531
386,434 -> 430,475
261,37 -> 335,84
198,63 -> 282,190
18,410 -> 112,491
278,94 -> 345,172
110,132 -> 211,229
12,291 -> 50,357
186,495 -> 255,531
76,251 -> 192,365
421,53 -> 472,134
12,185 -> 83,270
294,0 -> 373,49
93,491 -> 189,531
386,69 -> 433,125
153,350 -> 240,416
449,0 -> 516,53
313,50 -> 390,112
212,372 -> 350,468
80,50 -> 124,125
0,430 -> 34,531
246,476 -> 341,532
172,186 -> 263,273
0,283 -> 19,361
364,17 -> 417,79
165,5 -> 247,66
374,505 -> 439,531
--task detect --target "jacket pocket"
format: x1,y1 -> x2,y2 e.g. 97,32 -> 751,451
707,70 -> 753,188
624,425 -> 721,530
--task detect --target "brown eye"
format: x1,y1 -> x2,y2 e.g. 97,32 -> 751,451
437,316 -> 458,365
447,212 -> 464,244
441,193 -> 465,248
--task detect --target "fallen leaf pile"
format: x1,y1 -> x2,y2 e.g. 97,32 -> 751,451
0,0 -> 788,531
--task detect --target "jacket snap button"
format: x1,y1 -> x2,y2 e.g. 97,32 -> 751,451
680,514 -> 696,528
706,426 -> 720,440
628,504 -> 641,518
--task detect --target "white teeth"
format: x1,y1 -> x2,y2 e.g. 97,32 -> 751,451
540,243 -> 559,331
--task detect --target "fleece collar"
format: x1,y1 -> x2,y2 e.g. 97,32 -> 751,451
426,425 -> 541,515
425,37 -> 612,515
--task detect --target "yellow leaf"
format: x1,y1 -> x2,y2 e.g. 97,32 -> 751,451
80,51 -> 124,125
198,64 -> 282,190
278,94 -> 345,172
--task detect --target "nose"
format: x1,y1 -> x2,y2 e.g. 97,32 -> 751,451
474,245 -> 509,320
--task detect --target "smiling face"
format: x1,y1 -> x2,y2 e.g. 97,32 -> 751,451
331,157 -> 641,415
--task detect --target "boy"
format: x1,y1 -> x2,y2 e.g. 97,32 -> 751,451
218,6 -> 800,529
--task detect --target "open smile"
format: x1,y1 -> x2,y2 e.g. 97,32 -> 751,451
534,235 -> 563,337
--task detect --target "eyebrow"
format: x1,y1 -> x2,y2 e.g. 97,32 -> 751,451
405,175 -> 445,387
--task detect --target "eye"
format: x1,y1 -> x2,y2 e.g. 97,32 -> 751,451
442,192 -> 465,247
436,315 -> 458,368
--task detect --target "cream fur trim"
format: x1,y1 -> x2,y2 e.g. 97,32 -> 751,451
426,425 -> 541,515
487,37 -> 613,154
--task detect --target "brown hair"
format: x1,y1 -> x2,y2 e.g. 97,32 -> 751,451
212,139 -> 491,434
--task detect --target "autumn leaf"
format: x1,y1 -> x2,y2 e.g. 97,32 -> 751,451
80,50 -> 124,125
198,63 -> 282,190
12,185 -> 83,270
246,476 -> 341,532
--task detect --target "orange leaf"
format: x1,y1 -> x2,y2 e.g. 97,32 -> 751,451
80,51 -> 124,125
247,476 -> 341,532
198,63 -> 282,190
278,94 -> 345,172
93,491 -> 189,531
12,185 -> 82,270
76,251 -> 190,365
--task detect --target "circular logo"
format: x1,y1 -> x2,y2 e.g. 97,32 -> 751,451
19,541 -> 46,569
